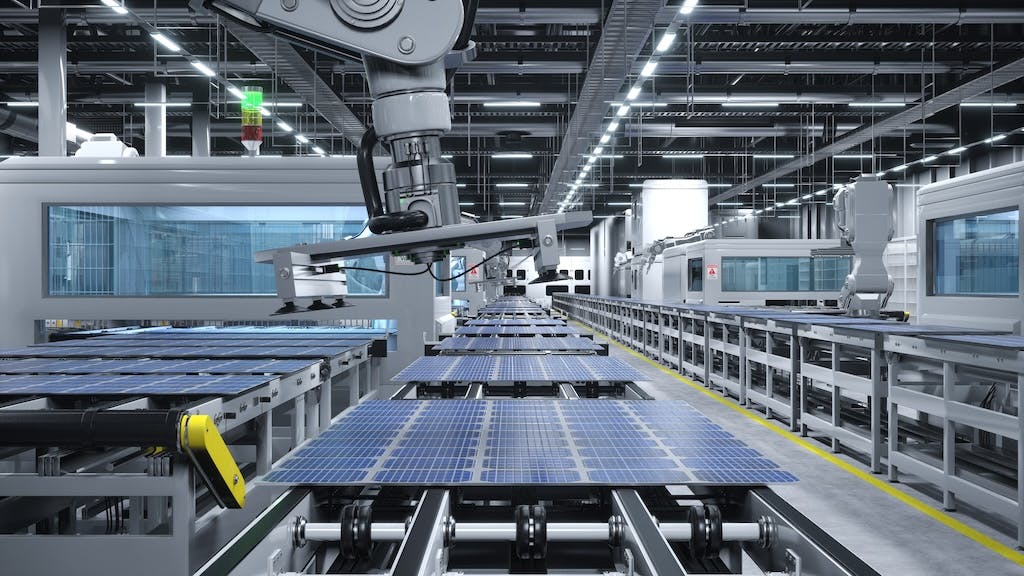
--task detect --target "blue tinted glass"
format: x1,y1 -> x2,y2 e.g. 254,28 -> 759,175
47,205 -> 385,296
450,256 -> 466,292
934,209 -> 1019,296
721,256 -> 850,292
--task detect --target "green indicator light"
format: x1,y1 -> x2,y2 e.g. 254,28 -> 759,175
241,88 -> 263,111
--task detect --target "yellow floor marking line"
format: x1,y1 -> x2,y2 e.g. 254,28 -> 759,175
576,321 -> 1024,565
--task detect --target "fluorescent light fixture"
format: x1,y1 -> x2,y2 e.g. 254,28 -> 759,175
875,171 -> 887,177
656,32 -> 677,53
260,107 -> 271,117
492,153 -> 533,159
600,134 -> 611,144
640,62 -> 658,77
150,33 -> 181,52
893,164 -> 908,171
190,60 -> 216,77
607,121 -> 620,132
500,215 -> 524,219
581,165 -> 591,173
922,155 -> 938,163
753,209 -> 764,215
762,183 -> 795,188
628,183 -> 645,188
801,194 -> 814,200
626,86 -> 642,101
331,154 -> 356,159
577,183 -> 599,187
833,154 -> 873,159
722,102 -> 778,108
133,102 -> 191,107
706,183 -> 732,188
263,102 -> 303,108
775,202 -> 787,208
441,154 -> 454,159
311,146 -> 325,155
586,156 -> 597,165
613,102 -> 669,108
848,102 -> 907,108
607,202 -> 632,206
765,206 -> 776,211
662,153 -> 703,159
461,211 -> 478,219
786,199 -> 799,205
753,154 -> 794,159
716,202 -> 744,206
680,0 -> 699,15
985,134 -> 1007,143
483,101 -> 541,108
295,134 -> 309,144
616,105 -> 631,117
961,102 -> 1018,108
946,146 -> 967,154
276,121 -> 293,132
3,101 -> 38,107
101,0 -> 128,14
593,146 -> 604,155
495,183 -> 529,189
498,201 -> 527,206
227,86 -> 245,99
814,190 -> 828,196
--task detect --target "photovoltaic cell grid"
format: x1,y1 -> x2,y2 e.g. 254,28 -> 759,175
0,343 -> 368,359
434,337 -> 600,352
392,356 -> 645,382
0,358 -> 316,376
454,326 -> 580,336
262,399 -> 797,486
34,338 -> 368,348
118,327 -> 394,336
467,319 -> 566,326
0,373 -> 273,396
102,329 -> 393,340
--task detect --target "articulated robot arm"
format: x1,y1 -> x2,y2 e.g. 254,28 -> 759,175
204,0 -> 591,312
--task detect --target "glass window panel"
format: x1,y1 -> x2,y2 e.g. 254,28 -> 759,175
450,256 -> 466,292
722,256 -> 851,292
47,205 -> 385,297
688,258 -> 704,292
933,209 -> 1019,296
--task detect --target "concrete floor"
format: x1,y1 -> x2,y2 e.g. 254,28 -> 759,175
603,339 -> 1024,576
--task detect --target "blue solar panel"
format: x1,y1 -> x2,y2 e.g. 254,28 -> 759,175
0,373 -> 272,396
262,399 -> 796,487
0,343 -> 367,359
53,337 -> 368,348
392,356 -> 646,382
0,358 -> 316,375
454,326 -> 580,336
467,319 -> 566,326
435,337 -> 600,352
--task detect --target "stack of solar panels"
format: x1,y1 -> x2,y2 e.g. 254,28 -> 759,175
0,326 -> 376,397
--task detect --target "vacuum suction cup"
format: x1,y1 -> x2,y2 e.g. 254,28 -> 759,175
529,270 -> 570,284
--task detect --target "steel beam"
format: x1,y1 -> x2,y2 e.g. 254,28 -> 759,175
711,55 -> 1024,204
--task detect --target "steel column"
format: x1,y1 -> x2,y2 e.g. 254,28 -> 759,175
144,83 -> 167,157
37,8 -> 66,156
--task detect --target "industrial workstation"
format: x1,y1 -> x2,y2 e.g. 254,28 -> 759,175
0,1 -> 1022,575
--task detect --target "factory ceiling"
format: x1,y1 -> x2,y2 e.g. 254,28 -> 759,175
2,1 -> 1024,220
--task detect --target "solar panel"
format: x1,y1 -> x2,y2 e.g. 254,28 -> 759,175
0,343 -> 367,359
36,338 -> 368,348
0,358 -> 316,375
263,399 -> 796,486
392,356 -> 645,382
434,337 -> 600,352
467,319 -> 566,326
103,329 -> 392,340
454,326 -> 580,336
0,373 -> 273,396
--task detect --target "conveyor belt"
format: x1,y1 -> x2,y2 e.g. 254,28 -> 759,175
262,399 -> 797,486
0,343 -> 368,359
466,319 -> 566,326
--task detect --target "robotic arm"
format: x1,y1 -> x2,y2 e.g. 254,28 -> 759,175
205,0 -> 592,312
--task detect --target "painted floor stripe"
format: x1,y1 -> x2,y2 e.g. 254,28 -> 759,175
573,321 -> 1024,566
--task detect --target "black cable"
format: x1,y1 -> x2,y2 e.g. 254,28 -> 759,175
428,246 -> 516,282
338,265 -> 432,277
